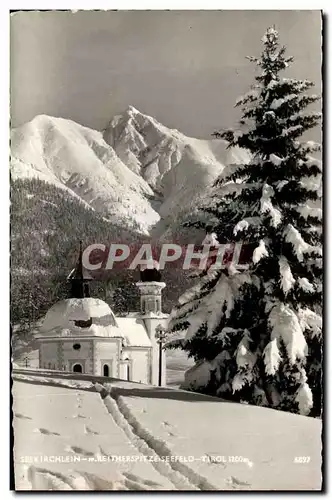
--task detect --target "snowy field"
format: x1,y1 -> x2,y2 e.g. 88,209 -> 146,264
12,372 -> 322,491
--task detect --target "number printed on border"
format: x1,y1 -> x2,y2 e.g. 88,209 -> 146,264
294,457 -> 311,463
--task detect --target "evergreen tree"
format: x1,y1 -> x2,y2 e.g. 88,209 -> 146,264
168,27 -> 322,416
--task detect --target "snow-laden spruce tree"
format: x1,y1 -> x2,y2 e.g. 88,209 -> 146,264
168,27 -> 322,416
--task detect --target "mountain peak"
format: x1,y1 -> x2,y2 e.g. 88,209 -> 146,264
126,104 -> 140,115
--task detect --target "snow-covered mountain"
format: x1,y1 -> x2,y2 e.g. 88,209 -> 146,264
11,115 -> 159,233
104,106 -> 250,232
11,109 -> 250,236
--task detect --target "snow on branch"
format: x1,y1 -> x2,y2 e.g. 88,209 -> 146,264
233,217 -> 260,236
235,89 -> 259,107
301,141 -> 321,154
281,125 -> 303,137
268,302 -> 308,365
275,180 -> 289,191
216,162 -> 246,183
281,78 -> 314,92
263,111 -> 276,122
289,111 -> 322,123
185,313 -> 207,342
278,256 -> 295,295
284,224 -> 309,262
267,79 -> 279,90
216,327 -> 239,343
246,55 -> 261,65
261,27 -> 279,44
260,183 -> 282,227
231,373 -> 247,393
300,173 -> 322,196
296,204 -> 322,221
269,153 -> 283,166
206,272 -> 252,336
298,308 -> 322,338
252,239 -> 269,264
270,94 -> 297,110
234,219 -> 249,235
298,277 -> 315,294
305,155 -> 322,171
263,338 -> 281,375
235,330 -> 256,369
202,232 -> 219,246
295,383 -> 313,416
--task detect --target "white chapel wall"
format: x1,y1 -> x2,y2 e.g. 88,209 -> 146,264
125,348 -> 150,384
62,340 -> 93,373
94,339 -> 120,377
39,341 -> 59,370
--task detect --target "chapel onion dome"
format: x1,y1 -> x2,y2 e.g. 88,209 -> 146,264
39,298 -> 119,338
139,259 -> 162,282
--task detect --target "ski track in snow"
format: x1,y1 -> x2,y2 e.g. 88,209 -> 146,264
95,382 -> 215,491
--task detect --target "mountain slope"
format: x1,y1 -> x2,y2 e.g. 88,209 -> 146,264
11,115 -> 159,233
11,110 -> 250,238
104,106 -> 250,231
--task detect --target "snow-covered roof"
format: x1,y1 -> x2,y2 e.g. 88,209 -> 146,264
37,299 -> 153,346
116,317 -> 151,348
38,298 -> 122,339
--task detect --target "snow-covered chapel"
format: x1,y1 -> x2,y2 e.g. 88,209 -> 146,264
36,244 -> 168,385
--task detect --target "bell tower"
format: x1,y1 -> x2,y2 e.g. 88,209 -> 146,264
136,261 -> 167,386
136,261 -> 166,315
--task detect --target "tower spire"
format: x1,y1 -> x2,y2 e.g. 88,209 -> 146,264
68,241 -> 91,298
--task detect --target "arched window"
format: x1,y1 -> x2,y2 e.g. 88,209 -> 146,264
103,364 -> 109,377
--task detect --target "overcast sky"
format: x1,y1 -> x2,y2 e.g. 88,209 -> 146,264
10,10 -> 322,139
